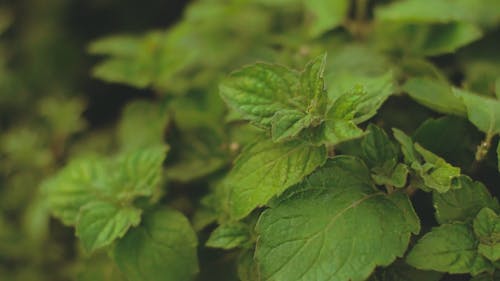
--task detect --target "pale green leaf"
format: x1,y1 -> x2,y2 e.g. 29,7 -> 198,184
118,100 -> 169,151
225,139 -> 327,220
403,77 -> 466,116
407,223 -> 491,274
76,201 -> 141,253
206,222 -> 250,250
256,157 -> 420,281
455,88 -> 500,136
114,208 -> 199,281
305,0 -> 349,37
322,119 -> 365,145
474,208 -> 500,262
327,72 -> 394,123
434,176 -> 499,224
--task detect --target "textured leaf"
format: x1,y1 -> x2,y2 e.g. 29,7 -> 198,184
305,0 -> 349,37
473,208 -> 500,262
43,146 -> 168,225
206,222 -> 250,250
75,201 -> 141,253
407,223 -> 491,274
114,208 -> 199,281
225,139 -> 326,220
220,54 -> 328,142
322,118 -> 365,145
433,176 -> 499,224
360,125 -> 407,187
271,109 -> 311,142
219,63 -> 300,127
403,78 -> 466,116
255,157 -> 420,281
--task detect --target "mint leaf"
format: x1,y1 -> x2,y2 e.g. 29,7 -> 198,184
361,124 -> 408,188
114,208 -> 199,281
113,145 -> 168,199
271,109 -> 312,142
414,143 -> 461,192
474,208 -> 500,262
327,72 -> 394,123
305,0 -> 349,37
225,139 -> 326,220
219,62 -> 300,127
42,158 -> 108,225
393,128 -> 460,193
43,146 -> 168,225
75,201 -> 141,253
206,222 -> 250,250
406,223 -> 492,274
255,157 -> 420,281
118,100 -> 169,151
434,176 -> 499,224
455,88 -> 500,136
403,78 -> 467,116
220,54 -> 328,142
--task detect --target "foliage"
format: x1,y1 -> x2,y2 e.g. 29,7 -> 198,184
1,0 -> 500,280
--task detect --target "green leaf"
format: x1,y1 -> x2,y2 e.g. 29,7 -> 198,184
114,208 -> 199,281
361,124 -> 399,168
403,78 -> 466,116
43,146 -> 168,225
118,100 -> 169,151
322,118 -> 365,145
225,139 -> 326,220
113,145 -> 168,199
220,54 -> 328,142
407,223 -> 492,274
327,72 -> 394,123
271,109 -> 312,142
455,88 -> 500,136
474,208 -> 500,262
393,128 -> 460,193
433,176 -> 499,224
219,62 -> 300,128
414,144 -> 461,192
75,201 -> 141,253
360,125 -> 407,187
305,0 -> 349,37
206,222 -> 250,250
255,157 -> 420,281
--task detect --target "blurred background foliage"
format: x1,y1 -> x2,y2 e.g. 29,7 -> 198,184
0,0 -> 499,280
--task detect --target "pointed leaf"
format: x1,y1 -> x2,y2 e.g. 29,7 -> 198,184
206,222 -> 250,250
225,139 -> 326,220
114,208 -> 199,281
256,157 -> 420,281
407,223 -> 492,274
76,201 -> 141,253
434,176 -> 499,224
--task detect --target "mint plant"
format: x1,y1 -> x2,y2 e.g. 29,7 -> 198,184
1,0 -> 500,281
